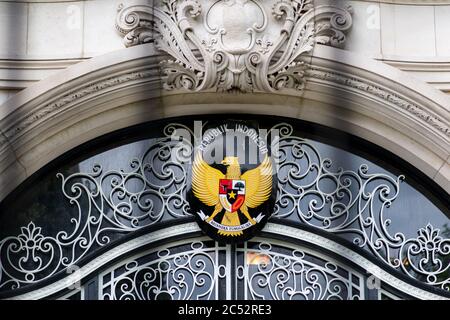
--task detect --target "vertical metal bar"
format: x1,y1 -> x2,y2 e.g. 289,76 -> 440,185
84,276 -> 99,300
225,244 -> 232,300
243,241 -> 248,300
230,243 -> 237,300
215,241 -> 219,300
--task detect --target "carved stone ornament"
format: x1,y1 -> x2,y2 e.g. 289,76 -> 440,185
115,0 -> 353,93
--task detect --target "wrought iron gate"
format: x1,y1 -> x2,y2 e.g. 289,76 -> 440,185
93,237 -> 365,300
1,119 -> 448,300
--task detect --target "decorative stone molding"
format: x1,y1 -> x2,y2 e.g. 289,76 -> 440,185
0,58 -> 88,90
0,133 -> 7,150
0,43 -> 449,205
115,0 -> 353,93
3,70 -> 156,140
307,67 -> 450,138
378,59 -> 450,94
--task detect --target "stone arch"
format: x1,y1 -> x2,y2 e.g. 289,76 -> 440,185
0,43 -> 448,201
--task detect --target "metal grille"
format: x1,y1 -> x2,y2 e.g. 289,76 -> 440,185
236,240 -> 364,300
96,238 -> 364,301
0,121 -> 448,296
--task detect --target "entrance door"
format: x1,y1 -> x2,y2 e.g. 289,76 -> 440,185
97,237 -> 365,300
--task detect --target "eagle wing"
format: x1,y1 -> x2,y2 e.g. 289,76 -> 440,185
241,155 -> 273,208
192,152 -> 225,207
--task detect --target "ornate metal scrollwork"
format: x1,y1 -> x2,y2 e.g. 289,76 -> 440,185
101,241 -> 224,300
271,123 -> 450,291
0,122 -> 449,294
399,224 -> 450,287
237,241 -> 364,300
115,0 -> 353,93
0,123 -> 194,291
100,239 -> 365,300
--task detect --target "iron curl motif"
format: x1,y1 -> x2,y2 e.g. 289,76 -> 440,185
0,122 -> 449,294
0,123 -> 195,291
271,123 -> 450,291
237,242 -> 363,300
0,222 -> 63,290
101,241 -> 224,300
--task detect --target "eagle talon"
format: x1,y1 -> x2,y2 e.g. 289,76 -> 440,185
249,218 -> 257,225
206,217 -> 213,223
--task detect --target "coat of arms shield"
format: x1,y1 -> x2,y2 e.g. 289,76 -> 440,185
219,179 -> 246,213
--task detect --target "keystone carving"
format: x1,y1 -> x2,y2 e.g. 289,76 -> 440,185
116,0 -> 353,93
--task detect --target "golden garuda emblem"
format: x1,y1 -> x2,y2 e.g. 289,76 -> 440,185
191,151 -> 273,239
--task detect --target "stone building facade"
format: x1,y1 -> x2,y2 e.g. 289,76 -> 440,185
0,0 -> 448,300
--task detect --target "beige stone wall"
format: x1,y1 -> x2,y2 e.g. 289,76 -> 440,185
345,0 -> 450,93
0,0 -> 124,97
0,0 -> 448,199
2,0 -> 450,93
2,0 -> 450,60
0,0 -> 123,60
